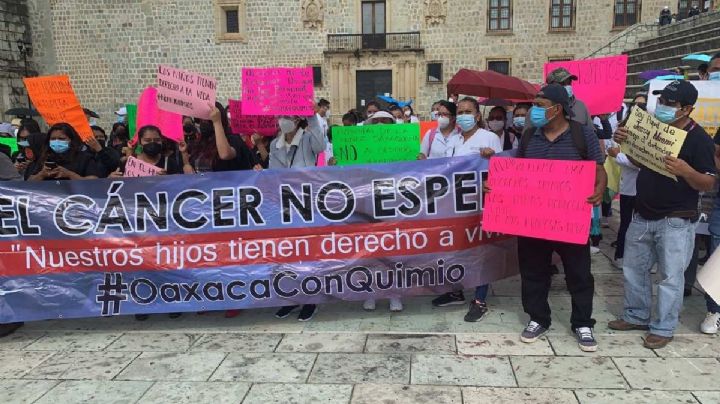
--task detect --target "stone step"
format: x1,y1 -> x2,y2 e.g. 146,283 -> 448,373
627,26 -> 720,58
639,11 -> 720,47
627,41 -> 720,73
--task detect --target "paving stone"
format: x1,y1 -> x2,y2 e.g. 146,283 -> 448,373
116,352 -> 226,382
575,389 -> 697,404
190,333 -> 282,352
365,334 -> 455,353
457,333 -> 553,356
210,353 -> 315,383
512,356 -> 626,389
276,332 -> 366,353
309,353 -> 410,384
0,351 -> 54,378
694,391 -> 720,404
548,335 -> 655,357
25,332 -> 122,351
34,380 -> 152,404
244,383 -> 353,404
352,384 -> 462,404
462,387 -> 579,404
613,357 -> 720,390
0,331 -> 45,350
0,379 -> 60,403
411,354 -> 515,387
140,381 -> 251,403
24,351 -> 139,380
653,335 -> 720,358
106,333 -> 201,352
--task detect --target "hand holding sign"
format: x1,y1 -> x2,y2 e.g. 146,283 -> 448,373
23,75 -> 93,141
241,67 -> 314,116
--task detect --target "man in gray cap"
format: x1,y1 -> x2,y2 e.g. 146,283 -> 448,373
546,67 -> 593,129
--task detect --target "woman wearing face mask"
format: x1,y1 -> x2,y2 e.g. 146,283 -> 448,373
270,112 -> 326,321
389,105 -> 405,125
86,125 -> 122,177
429,101 -> 442,121
509,103 -> 530,140
110,125 -> 193,178
26,123 -> 102,181
487,106 -> 518,151
189,102 -> 256,173
402,105 -> 420,123
418,100 -> 461,160
13,119 -> 41,174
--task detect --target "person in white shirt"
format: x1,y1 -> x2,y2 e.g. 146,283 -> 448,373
316,98 -> 331,138
487,106 -> 519,151
402,105 -> 420,123
418,100 -> 461,160
432,97 -> 503,323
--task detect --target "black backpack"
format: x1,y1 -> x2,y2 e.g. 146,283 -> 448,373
517,120 -> 588,160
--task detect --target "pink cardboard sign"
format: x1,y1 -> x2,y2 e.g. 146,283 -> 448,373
135,86 -> 183,144
228,99 -> 278,136
482,157 -> 596,244
241,67 -> 314,116
543,55 -> 628,115
124,156 -> 162,177
156,65 -> 217,119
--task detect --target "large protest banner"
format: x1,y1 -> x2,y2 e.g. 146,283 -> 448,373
543,55 -> 628,115
648,80 -> 720,136
333,124 -> 421,165
23,75 -> 94,141
621,106 -> 688,180
156,65 -> 217,119
482,157 -> 596,244
241,67 -> 314,116
228,99 -> 278,136
0,157 -> 518,322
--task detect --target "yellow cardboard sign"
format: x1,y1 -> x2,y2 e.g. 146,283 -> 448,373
621,107 -> 687,181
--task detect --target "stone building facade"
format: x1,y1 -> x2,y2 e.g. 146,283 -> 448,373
0,0 -> 34,119
3,0 -> 700,126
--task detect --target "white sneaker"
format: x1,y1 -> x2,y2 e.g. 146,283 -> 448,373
613,258 -> 623,269
363,299 -> 376,311
590,246 -> 601,254
389,298 -> 403,312
700,312 -> 720,334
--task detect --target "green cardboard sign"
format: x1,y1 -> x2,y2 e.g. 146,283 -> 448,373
332,123 -> 420,166
0,137 -> 18,156
126,104 -> 137,139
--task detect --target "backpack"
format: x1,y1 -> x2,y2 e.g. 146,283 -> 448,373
518,121 -> 588,160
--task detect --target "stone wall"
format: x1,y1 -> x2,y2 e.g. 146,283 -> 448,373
0,0 -> 34,121
24,0 -> 674,128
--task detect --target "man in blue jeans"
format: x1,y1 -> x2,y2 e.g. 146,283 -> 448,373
610,80 -> 716,349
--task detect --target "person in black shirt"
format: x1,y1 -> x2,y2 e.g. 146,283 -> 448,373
110,125 -> 194,177
190,102 -> 256,173
610,80 -> 716,349
26,123 -> 102,181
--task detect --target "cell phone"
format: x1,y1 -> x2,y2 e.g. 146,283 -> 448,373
45,162 -> 58,169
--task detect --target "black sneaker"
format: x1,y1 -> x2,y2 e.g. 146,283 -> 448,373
298,305 -> 317,322
0,322 -> 23,338
275,305 -> 299,319
134,314 -> 150,321
520,321 -> 548,343
574,327 -> 598,352
464,300 -> 489,322
432,292 -> 466,307
168,313 -> 182,319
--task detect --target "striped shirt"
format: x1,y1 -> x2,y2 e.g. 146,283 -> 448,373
522,125 -> 604,164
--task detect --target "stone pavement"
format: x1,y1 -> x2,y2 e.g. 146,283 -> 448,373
2,223 -> 720,404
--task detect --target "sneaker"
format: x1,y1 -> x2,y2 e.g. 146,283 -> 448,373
520,321 -> 548,343
134,314 -> 150,321
363,299 -> 376,311
590,246 -> 601,254
613,258 -> 623,270
224,310 -> 241,319
432,292 -> 466,307
298,305 -> 317,322
389,298 -> 403,312
650,266 -> 657,274
575,327 -> 598,352
700,312 -> 720,334
275,305 -> 299,319
464,300 -> 489,322
0,322 -> 23,338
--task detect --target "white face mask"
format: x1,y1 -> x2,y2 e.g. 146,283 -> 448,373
488,120 -> 505,132
437,117 -> 451,130
404,110 -> 411,117
278,118 -> 296,134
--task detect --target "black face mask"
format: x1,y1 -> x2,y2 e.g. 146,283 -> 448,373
635,102 -> 647,111
199,121 -> 214,139
142,142 -> 162,157
183,124 -> 196,134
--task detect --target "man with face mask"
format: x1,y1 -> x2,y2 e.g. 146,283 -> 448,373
546,68 -> 593,129
611,80 -> 716,349
708,52 -> 720,82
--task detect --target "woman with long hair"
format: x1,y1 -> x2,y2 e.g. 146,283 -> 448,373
26,123 -> 101,181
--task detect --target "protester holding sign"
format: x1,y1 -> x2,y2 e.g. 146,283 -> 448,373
189,102 -> 256,173
445,97 -> 501,158
418,100 -> 460,160
110,125 -> 193,178
611,80 -> 716,349
26,123 -> 103,181
513,84 -> 606,352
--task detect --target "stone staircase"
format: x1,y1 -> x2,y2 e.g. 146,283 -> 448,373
624,10 -> 720,98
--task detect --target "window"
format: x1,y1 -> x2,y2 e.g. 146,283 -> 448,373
488,0 -> 512,32
362,0 -> 386,34
427,62 -> 443,83
313,66 -> 323,87
214,0 -> 247,42
487,60 -> 511,75
614,0 -> 639,28
548,56 -> 574,62
550,0 -> 575,30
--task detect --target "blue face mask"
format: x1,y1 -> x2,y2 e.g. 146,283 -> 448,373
654,103 -> 678,124
430,111 -> 438,121
709,71 -> 720,81
513,116 -> 526,129
17,140 -> 30,148
49,140 -> 70,154
456,114 -> 477,132
564,85 -> 574,98
529,106 -> 551,128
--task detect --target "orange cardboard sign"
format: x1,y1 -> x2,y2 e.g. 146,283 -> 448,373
23,75 -> 93,141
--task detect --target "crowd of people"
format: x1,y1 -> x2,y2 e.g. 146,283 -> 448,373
1,54 -> 720,354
